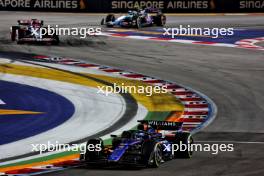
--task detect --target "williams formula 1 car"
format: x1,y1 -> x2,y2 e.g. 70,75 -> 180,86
101,8 -> 166,28
10,19 -> 59,45
80,120 -> 193,168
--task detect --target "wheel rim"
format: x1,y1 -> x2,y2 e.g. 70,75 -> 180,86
161,16 -> 166,25
148,143 -> 162,166
188,135 -> 193,157
137,18 -> 141,28
16,30 -> 19,41
154,144 -> 163,165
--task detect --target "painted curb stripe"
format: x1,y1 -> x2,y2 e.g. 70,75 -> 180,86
236,37 -> 264,50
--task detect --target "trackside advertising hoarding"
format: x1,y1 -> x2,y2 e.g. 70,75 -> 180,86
0,0 -> 263,12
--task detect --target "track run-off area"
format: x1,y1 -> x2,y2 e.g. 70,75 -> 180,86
0,12 -> 263,176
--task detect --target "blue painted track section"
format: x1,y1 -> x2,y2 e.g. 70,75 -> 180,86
110,28 -> 264,44
0,80 -> 75,145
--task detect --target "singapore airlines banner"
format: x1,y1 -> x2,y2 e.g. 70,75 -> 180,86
0,0 -> 88,11
0,0 -> 263,12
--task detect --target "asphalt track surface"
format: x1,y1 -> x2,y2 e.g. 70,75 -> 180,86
0,12 -> 264,176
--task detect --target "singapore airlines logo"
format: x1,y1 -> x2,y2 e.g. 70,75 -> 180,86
0,99 -> 43,115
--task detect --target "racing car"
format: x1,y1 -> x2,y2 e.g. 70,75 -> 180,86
10,19 -> 59,45
101,8 -> 166,28
80,120 -> 193,168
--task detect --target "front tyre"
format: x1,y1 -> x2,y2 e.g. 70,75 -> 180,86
84,138 -> 104,161
105,14 -> 115,27
112,137 -> 121,149
16,29 -> 23,44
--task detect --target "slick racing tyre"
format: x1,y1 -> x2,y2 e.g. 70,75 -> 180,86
121,130 -> 133,138
100,18 -> 105,25
105,14 -> 115,27
136,17 -> 142,29
156,15 -> 166,26
16,29 -> 24,44
142,141 -> 163,168
84,138 -> 104,161
174,132 -> 193,158
10,26 -> 18,41
52,34 -> 60,45
112,137 -> 122,149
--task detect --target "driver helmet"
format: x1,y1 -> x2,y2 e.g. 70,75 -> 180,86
137,124 -> 148,131
31,20 -> 40,28
128,10 -> 133,16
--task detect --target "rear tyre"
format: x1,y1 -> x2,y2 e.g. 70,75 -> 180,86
156,15 -> 166,26
173,132 -> 193,158
100,18 -> 105,25
142,141 -> 163,168
136,17 -> 142,29
121,130 -> 132,138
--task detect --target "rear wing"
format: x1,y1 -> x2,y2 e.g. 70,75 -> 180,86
144,8 -> 162,13
18,19 -> 43,25
138,120 -> 183,130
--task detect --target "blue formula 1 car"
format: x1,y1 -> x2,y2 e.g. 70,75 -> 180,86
80,120 -> 193,168
100,8 -> 166,29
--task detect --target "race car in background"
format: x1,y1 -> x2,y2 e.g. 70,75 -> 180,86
10,19 -> 59,45
101,8 -> 166,28
80,120 -> 193,168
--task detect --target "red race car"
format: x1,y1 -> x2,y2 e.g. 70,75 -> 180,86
10,19 -> 59,45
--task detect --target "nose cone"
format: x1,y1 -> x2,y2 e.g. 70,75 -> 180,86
108,145 -> 128,161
